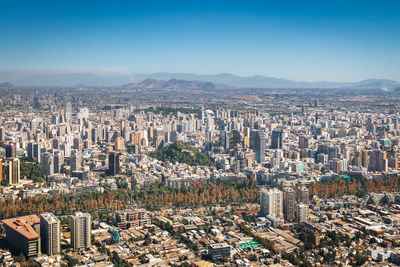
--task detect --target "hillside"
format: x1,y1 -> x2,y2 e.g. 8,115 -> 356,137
0,82 -> 13,87
122,78 -> 228,90
149,142 -> 212,166
132,73 -> 400,90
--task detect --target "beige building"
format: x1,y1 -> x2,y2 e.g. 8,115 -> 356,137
297,204 -> 308,224
260,187 -> 283,218
69,212 -> 91,250
40,213 -> 61,255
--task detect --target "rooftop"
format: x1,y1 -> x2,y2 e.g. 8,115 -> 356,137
2,215 -> 40,240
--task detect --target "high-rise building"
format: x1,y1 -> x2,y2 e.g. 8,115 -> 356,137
65,102 -> 72,122
260,188 -> 283,218
6,158 -> 20,185
28,142 -> 41,162
297,204 -> 308,224
130,131 -> 142,145
299,136 -> 309,149
69,212 -> 91,251
70,150 -> 81,172
91,128 -> 98,143
368,149 -> 388,172
34,143 -> 42,163
40,213 -> 61,256
219,130 -> 230,151
229,130 -> 241,149
198,106 -> 205,123
108,151 -> 120,176
114,137 -> 125,151
53,151 -> 63,174
73,137 -> 82,152
271,130 -> 283,149
0,159 -> 3,184
299,187 -> 309,205
283,187 -> 295,221
5,143 -> 16,158
40,152 -> 54,177
0,127 -> 5,141
254,131 -> 266,163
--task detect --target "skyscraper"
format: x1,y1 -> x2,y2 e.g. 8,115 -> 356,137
6,158 -> 20,185
368,149 -> 388,172
299,135 -> 309,149
254,131 -> 266,163
260,188 -> 283,218
5,143 -> 16,158
69,212 -> 91,251
299,187 -> 309,205
283,187 -> 295,221
108,151 -> 120,176
114,137 -> 125,151
0,159 -> 3,184
0,127 -> 5,141
40,152 -> 54,177
229,130 -> 241,149
40,213 -> 61,256
53,151 -> 64,174
28,142 -> 42,162
271,130 -> 283,149
70,150 -> 81,172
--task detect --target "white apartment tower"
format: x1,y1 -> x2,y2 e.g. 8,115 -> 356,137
260,187 -> 283,218
70,149 -> 81,172
68,212 -> 91,251
40,213 -> 61,256
297,204 -> 308,224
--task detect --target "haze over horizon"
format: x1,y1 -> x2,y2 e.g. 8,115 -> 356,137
1,0 -> 400,82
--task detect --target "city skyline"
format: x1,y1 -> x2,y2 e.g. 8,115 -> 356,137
2,1 -> 400,266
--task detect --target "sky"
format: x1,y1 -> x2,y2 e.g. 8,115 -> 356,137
0,0 -> 400,82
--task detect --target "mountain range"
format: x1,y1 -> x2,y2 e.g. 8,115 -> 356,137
122,79 -> 228,91
1,71 -> 400,90
131,73 -> 400,90
0,82 -> 13,87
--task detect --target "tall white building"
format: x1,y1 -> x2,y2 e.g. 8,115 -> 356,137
68,212 -> 91,251
260,188 -> 283,218
297,204 -> 308,224
40,213 -> 61,256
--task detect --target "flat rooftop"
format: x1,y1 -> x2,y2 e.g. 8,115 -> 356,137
2,215 -> 40,240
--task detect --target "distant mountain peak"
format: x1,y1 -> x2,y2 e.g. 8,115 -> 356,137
3,70 -> 399,90
122,78 -> 227,90
0,82 -> 13,87
131,73 -> 400,90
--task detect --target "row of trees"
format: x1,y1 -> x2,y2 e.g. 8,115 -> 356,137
134,181 -> 259,209
308,176 -> 400,198
0,192 -> 126,220
0,180 -> 259,220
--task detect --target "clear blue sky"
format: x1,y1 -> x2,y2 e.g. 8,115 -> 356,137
1,0 -> 399,81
